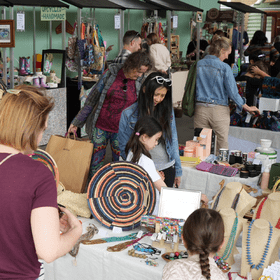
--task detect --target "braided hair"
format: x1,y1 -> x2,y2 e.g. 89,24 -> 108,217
183,208 -> 224,280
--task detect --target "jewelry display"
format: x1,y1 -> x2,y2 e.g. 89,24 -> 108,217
246,219 -> 273,270
133,243 -> 161,255
106,232 -> 152,252
214,256 -> 231,273
81,232 -> 138,245
69,223 -> 99,258
220,212 -> 239,262
162,251 -> 188,262
128,249 -> 148,259
255,196 -> 280,229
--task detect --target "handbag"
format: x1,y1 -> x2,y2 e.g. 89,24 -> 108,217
67,22 -> 78,60
45,134 -> 93,193
90,27 -> 105,72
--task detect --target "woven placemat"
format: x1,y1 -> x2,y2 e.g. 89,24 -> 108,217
87,161 -> 156,231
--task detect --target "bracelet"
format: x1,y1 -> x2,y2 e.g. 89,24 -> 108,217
133,243 -> 161,255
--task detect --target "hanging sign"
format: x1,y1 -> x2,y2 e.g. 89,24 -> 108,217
16,11 -> 25,32
114,14 -> 121,30
196,11 -> 203,23
172,15 -> 178,29
41,7 -> 66,21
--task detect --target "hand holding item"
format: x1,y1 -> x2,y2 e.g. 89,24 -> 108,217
68,124 -> 77,135
201,194 -> 209,205
158,170 -> 165,181
243,104 -> 260,115
174,176 -> 181,188
58,206 -> 82,234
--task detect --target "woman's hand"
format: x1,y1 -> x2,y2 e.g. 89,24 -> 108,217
68,124 -> 77,135
243,104 -> 260,115
174,177 -> 181,188
201,194 -> 209,205
59,206 -> 82,234
157,171 -> 165,181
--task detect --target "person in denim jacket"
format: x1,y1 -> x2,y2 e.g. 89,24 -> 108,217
195,36 -> 260,153
119,72 -> 182,188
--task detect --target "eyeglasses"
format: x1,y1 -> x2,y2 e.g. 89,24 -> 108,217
151,76 -> 172,86
130,32 -> 140,43
122,78 -> 128,92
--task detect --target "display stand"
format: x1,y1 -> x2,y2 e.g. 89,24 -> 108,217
165,35 -> 180,59
152,222 -> 180,253
240,219 -> 280,280
211,182 -> 257,218
217,208 -> 245,266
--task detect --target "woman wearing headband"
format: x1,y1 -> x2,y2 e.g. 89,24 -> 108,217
119,71 -> 182,188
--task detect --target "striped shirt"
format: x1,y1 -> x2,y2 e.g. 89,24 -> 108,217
244,43 -> 279,62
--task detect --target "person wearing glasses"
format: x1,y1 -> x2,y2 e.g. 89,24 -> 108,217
113,30 -> 142,64
119,72 -> 182,189
68,51 -> 152,180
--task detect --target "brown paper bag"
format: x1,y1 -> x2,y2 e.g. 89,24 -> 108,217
46,135 -> 93,193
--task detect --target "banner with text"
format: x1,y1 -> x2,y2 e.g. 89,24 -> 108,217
41,7 -> 66,21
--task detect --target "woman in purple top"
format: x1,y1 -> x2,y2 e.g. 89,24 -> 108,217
0,85 -> 82,280
68,51 -> 152,181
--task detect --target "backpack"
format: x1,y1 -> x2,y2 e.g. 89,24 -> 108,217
182,61 -> 197,117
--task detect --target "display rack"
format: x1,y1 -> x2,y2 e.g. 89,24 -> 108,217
165,35 -> 180,59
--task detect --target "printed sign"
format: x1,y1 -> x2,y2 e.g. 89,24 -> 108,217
41,7 -> 66,21
114,14 -> 121,29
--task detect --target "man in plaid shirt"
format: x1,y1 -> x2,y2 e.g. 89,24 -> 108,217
113,30 -> 142,64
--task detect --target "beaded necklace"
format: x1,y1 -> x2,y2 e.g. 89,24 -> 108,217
246,219 -> 273,270
255,197 -> 280,229
220,213 -> 238,261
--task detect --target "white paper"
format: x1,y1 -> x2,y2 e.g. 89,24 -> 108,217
112,226 -> 122,234
137,230 -> 143,238
172,15 -> 178,29
114,14 -> 121,30
17,12 -> 25,32
158,188 -> 201,220
173,235 -> 178,243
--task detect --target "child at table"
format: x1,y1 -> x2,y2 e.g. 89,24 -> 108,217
125,116 -> 166,215
162,208 -> 227,280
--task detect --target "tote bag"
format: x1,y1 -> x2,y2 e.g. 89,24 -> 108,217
46,134 -> 93,193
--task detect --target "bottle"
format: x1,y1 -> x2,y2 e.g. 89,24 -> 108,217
260,165 -> 270,190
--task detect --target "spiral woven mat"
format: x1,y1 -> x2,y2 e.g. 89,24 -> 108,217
87,162 -> 155,231
31,149 -> 59,187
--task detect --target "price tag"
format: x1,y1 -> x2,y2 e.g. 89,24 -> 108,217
162,232 -> 167,240
151,233 -> 157,241
98,228 -> 108,237
157,233 -> 162,240
112,226 -> 122,234
252,159 -> 261,165
173,234 -> 178,243
114,14 -> 121,30
137,230 -> 143,238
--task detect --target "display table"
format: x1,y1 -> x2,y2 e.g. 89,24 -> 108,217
44,217 -> 174,280
180,166 -> 260,200
228,126 -> 280,162
44,217 -> 244,280
41,88 -> 67,146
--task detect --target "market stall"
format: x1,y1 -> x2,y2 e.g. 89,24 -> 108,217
0,0 -> 69,145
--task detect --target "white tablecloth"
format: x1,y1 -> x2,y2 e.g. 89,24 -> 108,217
44,218 -> 181,280
44,217 -> 244,280
228,127 -> 280,162
180,166 -> 260,200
